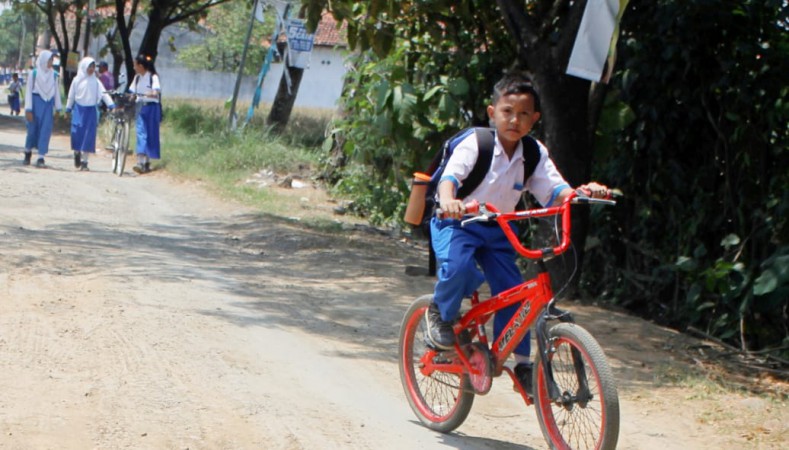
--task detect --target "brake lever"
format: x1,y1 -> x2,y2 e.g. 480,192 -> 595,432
460,203 -> 497,227
460,215 -> 489,227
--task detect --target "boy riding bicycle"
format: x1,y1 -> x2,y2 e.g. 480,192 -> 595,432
426,73 -> 610,394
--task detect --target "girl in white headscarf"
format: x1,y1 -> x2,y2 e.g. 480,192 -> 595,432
23,50 -> 63,168
66,57 -> 115,171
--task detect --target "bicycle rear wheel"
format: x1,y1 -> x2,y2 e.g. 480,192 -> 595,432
113,121 -> 129,177
398,294 -> 474,433
533,323 -> 620,450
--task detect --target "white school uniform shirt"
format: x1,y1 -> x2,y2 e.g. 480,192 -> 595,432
66,57 -> 114,109
129,72 -> 161,103
24,50 -> 62,111
440,133 -> 570,212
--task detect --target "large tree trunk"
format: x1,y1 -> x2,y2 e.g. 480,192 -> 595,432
138,6 -> 166,61
534,68 -> 594,295
115,0 -> 136,90
499,0 -> 599,296
267,64 -> 304,132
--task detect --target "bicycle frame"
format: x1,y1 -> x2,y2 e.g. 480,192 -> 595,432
420,192 -> 614,402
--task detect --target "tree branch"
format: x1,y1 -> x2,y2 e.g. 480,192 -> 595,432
495,0 -> 538,48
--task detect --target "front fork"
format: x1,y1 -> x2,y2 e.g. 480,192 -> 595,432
535,300 -> 590,402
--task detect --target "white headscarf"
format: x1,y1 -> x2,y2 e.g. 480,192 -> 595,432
32,50 -> 57,101
66,56 -> 114,109
71,57 -> 98,102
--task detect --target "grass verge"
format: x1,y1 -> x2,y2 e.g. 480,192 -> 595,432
107,99 -> 347,225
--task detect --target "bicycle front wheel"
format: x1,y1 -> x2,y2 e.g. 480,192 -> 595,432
533,323 -> 620,450
110,123 -> 121,174
398,294 -> 474,433
115,121 -> 130,177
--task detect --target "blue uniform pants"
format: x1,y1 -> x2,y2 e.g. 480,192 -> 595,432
430,217 -> 531,357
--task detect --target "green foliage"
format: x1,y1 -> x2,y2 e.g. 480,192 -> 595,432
0,9 -> 24,68
176,1 -> 275,75
161,100 -> 324,179
330,164 -> 405,227
320,1 -> 515,217
0,5 -> 45,69
583,0 -> 789,354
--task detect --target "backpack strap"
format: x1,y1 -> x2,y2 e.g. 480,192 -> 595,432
457,128 -> 495,199
521,135 -> 540,182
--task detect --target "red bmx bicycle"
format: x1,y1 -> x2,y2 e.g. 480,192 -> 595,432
398,190 -> 620,450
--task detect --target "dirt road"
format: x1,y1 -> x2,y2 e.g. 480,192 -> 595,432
0,114 -> 785,449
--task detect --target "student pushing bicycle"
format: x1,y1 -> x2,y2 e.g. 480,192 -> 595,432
399,73 -> 619,449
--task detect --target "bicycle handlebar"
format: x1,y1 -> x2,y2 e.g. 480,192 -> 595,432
457,190 -> 616,259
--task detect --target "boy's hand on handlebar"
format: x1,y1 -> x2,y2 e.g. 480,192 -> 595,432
438,198 -> 466,220
577,182 -> 611,199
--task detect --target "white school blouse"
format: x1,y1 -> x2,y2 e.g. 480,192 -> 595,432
129,72 -> 161,103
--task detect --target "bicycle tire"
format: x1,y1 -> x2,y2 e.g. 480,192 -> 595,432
110,123 -> 121,174
398,294 -> 474,433
533,323 -> 620,450
114,121 -> 129,177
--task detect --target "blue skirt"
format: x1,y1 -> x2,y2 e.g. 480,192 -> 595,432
9,94 -> 20,112
136,103 -> 161,159
70,104 -> 98,152
25,94 -> 55,155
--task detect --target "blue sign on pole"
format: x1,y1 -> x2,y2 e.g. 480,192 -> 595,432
287,19 -> 314,53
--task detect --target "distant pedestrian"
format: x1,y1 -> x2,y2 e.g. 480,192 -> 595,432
129,54 -> 161,174
24,50 -> 62,168
7,73 -> 21,116
98,61 -> 114,91
66,57 -> 115,171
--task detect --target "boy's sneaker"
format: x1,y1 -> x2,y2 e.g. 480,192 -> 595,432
35,158 -> 45,168
514,363 -> 534,397
133,163 -> 144,174
80,161 -> 89,171
74,151 -> 81,168
425,302 -> 455,350
143,162 -> 151,173
23,152 -> 31,165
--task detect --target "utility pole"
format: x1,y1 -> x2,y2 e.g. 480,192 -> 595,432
228,0 -> 260,130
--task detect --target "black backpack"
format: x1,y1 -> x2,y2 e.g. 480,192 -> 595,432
422,127 -> 541,224
420,127 -> 541,275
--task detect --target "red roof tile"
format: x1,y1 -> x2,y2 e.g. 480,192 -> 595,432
313,12 -> 347,47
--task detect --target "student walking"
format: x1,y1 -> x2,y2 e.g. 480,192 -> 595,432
128,54 -> 161,175
24,50 -> 62,167
7,73 -> 21,116
66,57 -> 115,171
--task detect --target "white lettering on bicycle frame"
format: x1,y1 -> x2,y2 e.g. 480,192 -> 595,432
499,300 -> 532,351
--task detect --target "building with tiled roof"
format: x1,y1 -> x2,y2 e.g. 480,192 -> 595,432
312,12 -> 348,47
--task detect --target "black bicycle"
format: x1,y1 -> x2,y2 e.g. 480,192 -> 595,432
109,92 -> 135,177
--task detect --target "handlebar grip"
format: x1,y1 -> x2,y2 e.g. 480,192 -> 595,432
435,200 -> 480,219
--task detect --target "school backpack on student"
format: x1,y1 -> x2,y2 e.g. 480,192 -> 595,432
413,127 -> 540,225
404,127 -> 541,275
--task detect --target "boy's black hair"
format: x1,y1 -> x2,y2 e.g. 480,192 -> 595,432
492,73 -> 541,112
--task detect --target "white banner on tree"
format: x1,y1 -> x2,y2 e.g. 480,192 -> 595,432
566,0 -> 624,82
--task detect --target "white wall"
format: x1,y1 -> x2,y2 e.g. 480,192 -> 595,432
88,17 -> 348,111
157,46 -> 347,110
